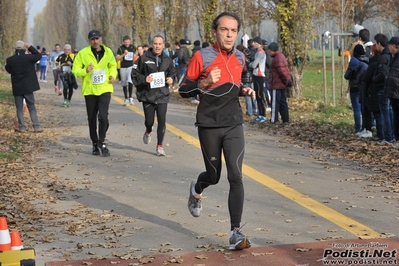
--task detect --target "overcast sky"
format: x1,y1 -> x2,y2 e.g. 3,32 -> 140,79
28,0 -> 46,24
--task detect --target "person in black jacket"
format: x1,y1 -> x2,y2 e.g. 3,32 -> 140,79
373,33 -> 395,144
132,35 -> 176,156
173,39 -> 190,78
5,41 -> 43,133
362,44 -> 383,141
385,37 -> 399,141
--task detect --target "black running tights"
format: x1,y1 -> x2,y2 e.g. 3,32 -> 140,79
142,102 -> 167,146
195,125 -> 245,230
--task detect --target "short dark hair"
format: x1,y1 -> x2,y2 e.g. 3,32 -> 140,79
202,42 -> 209,48
194,40 -> 201,46
359,29 -> 370,43
122,35 -> 131,41
236,44 -> 245,52
212,12 -> 241,32
152,34 -> 164,43
374,33 -> 389,47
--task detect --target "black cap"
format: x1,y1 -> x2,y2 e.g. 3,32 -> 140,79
268,42 -> 279,52
88,30 -> 102,40
252,36 -> 262,44
388,37 -> 399,45
179,39 -> 186,45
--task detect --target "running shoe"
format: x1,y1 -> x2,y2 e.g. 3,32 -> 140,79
254,115 -> 267,123
188,181 -> 202,217
123,99 -> 129,106
100,142 -> 110,156
129,97 -> 135,105
92,143 -> 100,155
156,146 -> 166,156
381,139 -> 395,145
143,132 -> 151,144
229,226 -> 251,250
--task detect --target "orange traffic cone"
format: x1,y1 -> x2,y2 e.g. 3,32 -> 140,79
0,217 -> 11,251
10,230 -> 23,250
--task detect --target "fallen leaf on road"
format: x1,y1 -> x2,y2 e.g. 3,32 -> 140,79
195,254 -> 208,260
296,247 -> 311,252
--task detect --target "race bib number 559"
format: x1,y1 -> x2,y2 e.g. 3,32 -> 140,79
91,69 -> 106,85
150,72 -> 165,89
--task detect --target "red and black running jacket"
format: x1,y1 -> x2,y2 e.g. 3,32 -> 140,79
179,43 -> 245,128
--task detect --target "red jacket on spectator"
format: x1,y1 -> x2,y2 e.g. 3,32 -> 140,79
269,51 -> 291,90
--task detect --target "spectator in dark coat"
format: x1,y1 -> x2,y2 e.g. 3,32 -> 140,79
173,39 -> 190,77
363,44 -> 383,140
373,33 -> 394,144
5,41 -> 43,133
344,44 -> 369,135
268,42 -> 291,123
385,37 -> 399,141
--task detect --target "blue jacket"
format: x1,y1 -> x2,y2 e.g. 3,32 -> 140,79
344,55 -> 368,93
39,54 -> 48,67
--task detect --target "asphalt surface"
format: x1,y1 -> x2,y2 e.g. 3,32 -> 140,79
23,75 -> 398,265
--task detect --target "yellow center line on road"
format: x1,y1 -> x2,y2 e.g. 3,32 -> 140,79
112,94 -> 381,239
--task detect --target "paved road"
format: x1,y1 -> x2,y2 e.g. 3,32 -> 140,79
30,76 -> 398,265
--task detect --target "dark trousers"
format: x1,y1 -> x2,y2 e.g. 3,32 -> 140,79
84,92 -> 111,144
390,97 -> 399,140
123,83 -> 133,99
271,89 -> 289,123
143,102 -> 167,146
61,75 -> 73,100
378,91 -> 394,141
196,125 -> 245,230
362,93 -> 373,131
373,111 -> 384,139
253,75 -> 266,116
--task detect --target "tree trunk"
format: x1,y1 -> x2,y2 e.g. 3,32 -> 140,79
288,66 -> 301,98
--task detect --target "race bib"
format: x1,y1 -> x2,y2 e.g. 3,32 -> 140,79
150,72 -> 165,89
91,69 -> 106,85
61,65 -> 71,73
124,52 -> 134,61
